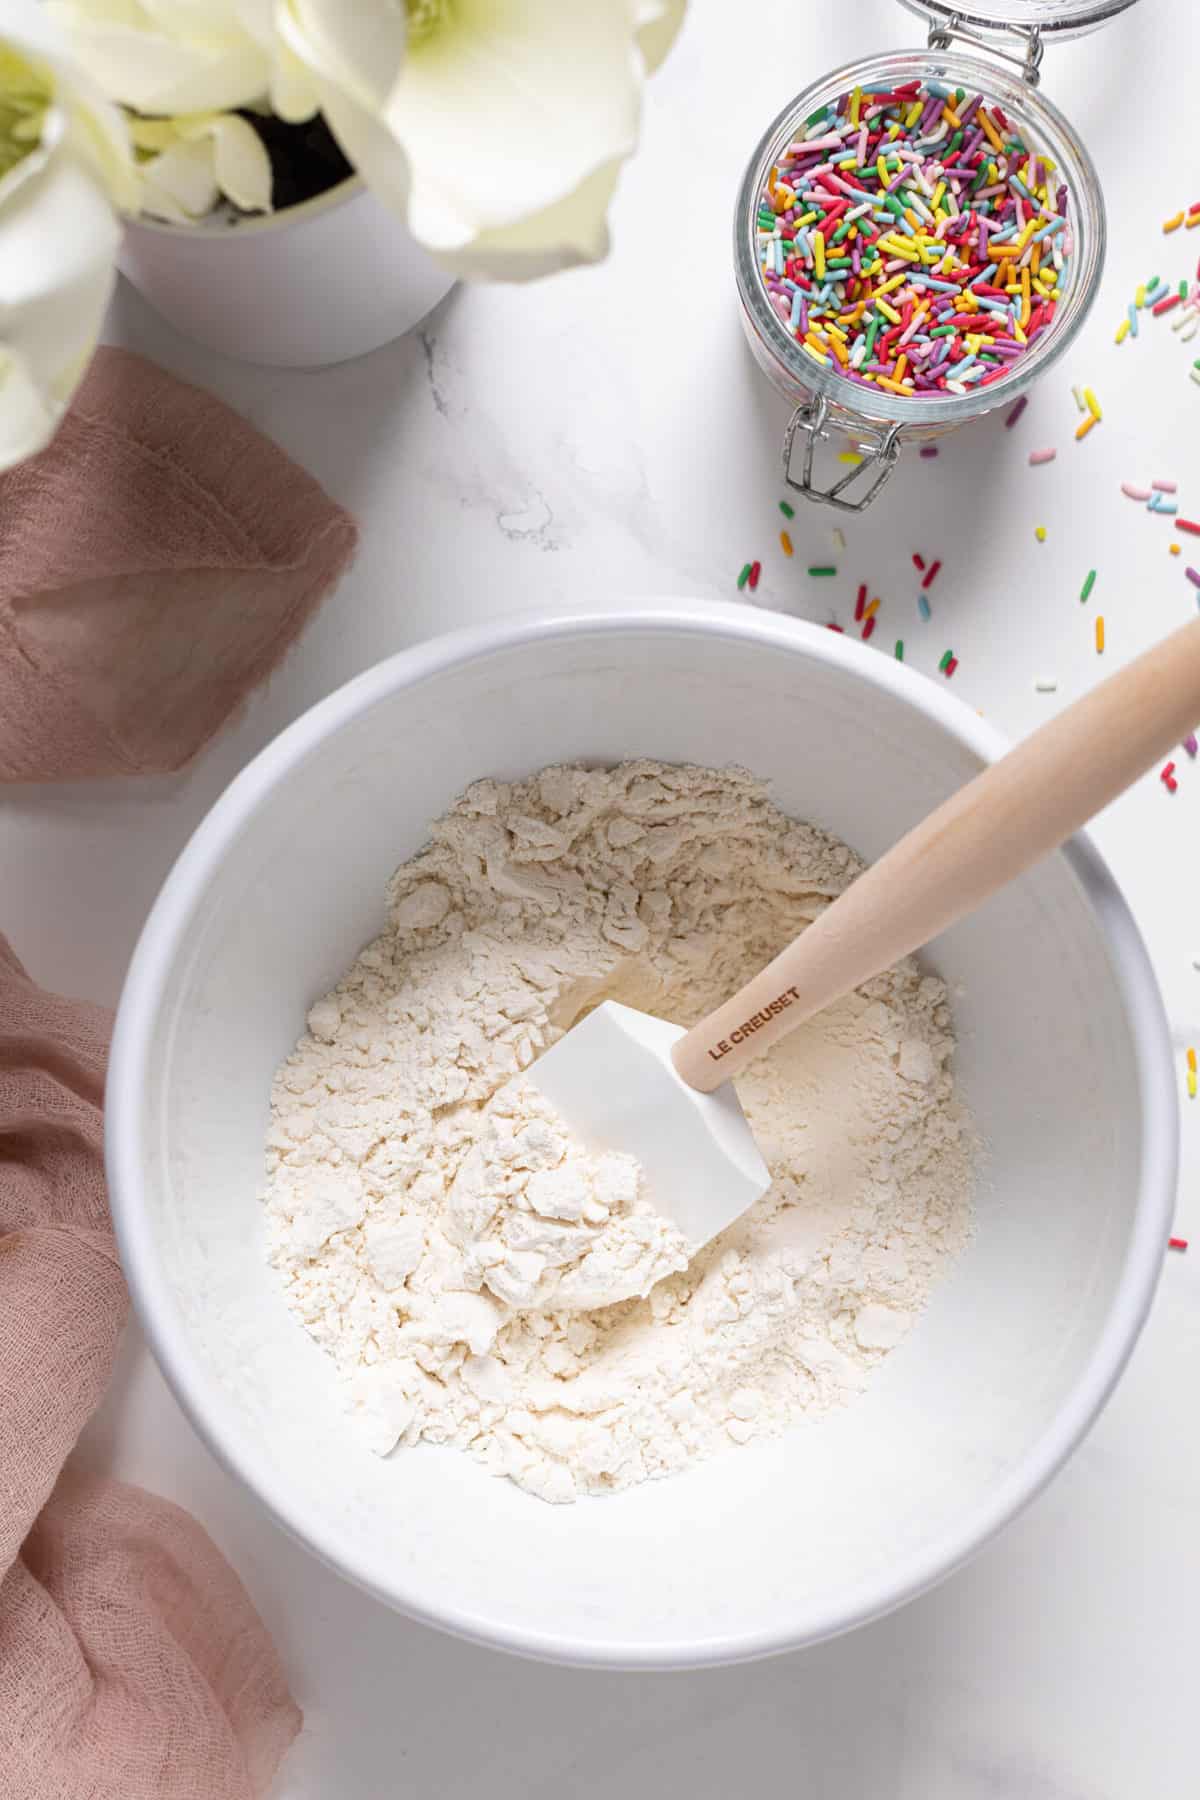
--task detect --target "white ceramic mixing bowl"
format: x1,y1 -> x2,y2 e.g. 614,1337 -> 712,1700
106,604 -> 1176,1669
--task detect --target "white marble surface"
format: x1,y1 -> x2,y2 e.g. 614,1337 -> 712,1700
5,0 -> 1200,1792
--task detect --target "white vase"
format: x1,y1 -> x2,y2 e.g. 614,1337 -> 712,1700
119,176 -> 456,368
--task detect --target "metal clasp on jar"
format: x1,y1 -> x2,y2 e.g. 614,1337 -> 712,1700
781,394 -> 903,513
923,10 -> 1045,86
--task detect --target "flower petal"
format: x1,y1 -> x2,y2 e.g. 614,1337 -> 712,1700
274,0 -> 409,209
0,131 -> 119,470
632,0 -> 687,74
390,0 -> 642,255
428,161 -> 620,283
46,3 -> 271,114
177,110 -> 273,211
137,133 -> 220,221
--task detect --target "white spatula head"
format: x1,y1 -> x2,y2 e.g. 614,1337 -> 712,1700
527,1001 -> 771,1251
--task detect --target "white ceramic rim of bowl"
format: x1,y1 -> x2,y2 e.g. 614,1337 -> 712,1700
106,601 -> 1177,1669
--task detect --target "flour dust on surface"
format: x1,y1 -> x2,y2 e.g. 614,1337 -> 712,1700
262,761 -> 976,1504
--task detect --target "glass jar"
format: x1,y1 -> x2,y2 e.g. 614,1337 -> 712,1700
733,1 -> 1138,510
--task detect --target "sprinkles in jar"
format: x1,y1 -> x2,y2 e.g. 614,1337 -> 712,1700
757,79 -> 1070,400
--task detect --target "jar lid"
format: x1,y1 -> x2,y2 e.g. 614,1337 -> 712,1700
898,0 -> 1138,40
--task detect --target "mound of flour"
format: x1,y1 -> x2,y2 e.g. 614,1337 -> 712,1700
262,761 -> 975,1503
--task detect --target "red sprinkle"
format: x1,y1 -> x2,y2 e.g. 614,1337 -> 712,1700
855,582 -> 867,621
862,615 -> 877,641
1152,293 -> 1182,317
913,553 -> 926,571
944,656 -> 958,677
1162,761 -> 1178,791
1005,396 -> 1028,429
922,559 -> 942,591
748,560 -> 761,591
826,623 -> 844,632
1169,1236 -> 1188,1251
1176,518 -> 1200,536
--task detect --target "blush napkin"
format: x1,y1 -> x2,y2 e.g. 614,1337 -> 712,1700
0,938 -> 301,1798
0,345 -> 356,782
0,345 -> 359,1794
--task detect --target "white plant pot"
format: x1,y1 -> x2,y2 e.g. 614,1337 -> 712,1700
119,176 -> 456,368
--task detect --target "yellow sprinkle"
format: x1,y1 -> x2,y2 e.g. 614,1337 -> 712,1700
1188,1047 -> 1197,1074
1163,211 -> 1185,233
863,598 -> 881,621
880,235 -> 920,262
1095,616 -> 1105,654
780,530 -> 793,557
1083,387 -> 1101,419
1116,318 -> 1130,343
1075,413 -> 1098,441
905,101 -> 923,129
979,108 -> 1005,152
1035,525 -> 1047,542
1136,284 -> 1146,309
1171,543 -> 1181,555
1190,1069 -> 1198,1100
837,451 -> 863,465
873,375 -> 915,395
874,272 -> 907,298
801,340 -> 828,365
849,85 -> 862,126
813,230 -> 825,280
875,297 -> 903,325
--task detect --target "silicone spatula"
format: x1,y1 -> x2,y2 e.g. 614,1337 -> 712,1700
529,615 -> 1200,1252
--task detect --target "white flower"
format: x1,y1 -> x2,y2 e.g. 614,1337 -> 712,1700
0,0 -> 136,473
280,0 -> 688,281
44,0 -> 317,124
128,111 -> 273,223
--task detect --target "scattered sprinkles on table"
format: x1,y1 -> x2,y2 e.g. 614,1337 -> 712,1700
756,79 -> 1071,399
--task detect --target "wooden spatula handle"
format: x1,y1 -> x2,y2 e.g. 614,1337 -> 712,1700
674,615 -> 1200,1094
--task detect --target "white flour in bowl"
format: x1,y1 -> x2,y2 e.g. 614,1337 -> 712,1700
262,761 -> 975,1503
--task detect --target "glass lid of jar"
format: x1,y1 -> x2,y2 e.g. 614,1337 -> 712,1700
898,0 -> 1138,40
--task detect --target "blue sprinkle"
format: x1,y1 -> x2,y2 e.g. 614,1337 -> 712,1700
918,593 -> 932,621
1128,301 -> 1139,337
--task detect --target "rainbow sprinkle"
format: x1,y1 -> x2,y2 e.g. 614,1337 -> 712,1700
756,81 -> 1071,401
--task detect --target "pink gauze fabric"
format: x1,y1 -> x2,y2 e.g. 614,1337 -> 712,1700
0,938 -> 301,1798
0,348 -> 353,1792
0,345 -> 357,782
